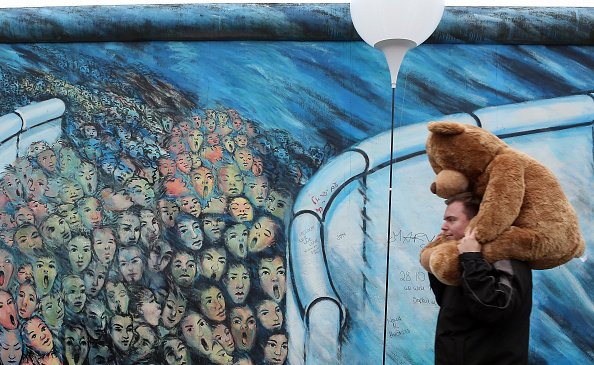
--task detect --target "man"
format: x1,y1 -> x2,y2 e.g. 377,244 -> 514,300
424,192 -> 532,365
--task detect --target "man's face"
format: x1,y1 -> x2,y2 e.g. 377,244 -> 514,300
265,190 -> 293,221
159,158 -> 177,178
64,326 -> 89,365
117,213 -> 140,245
200,248 -> 226,281
213,324 -> 235,355
118,247 -> 144,283
60,148 -> 81,176
127,178 -> 155,207
159,200 -> 180,228
0,290 -> 18,329
40,294 -> 64,328
180,194 -> 201,218
57,204 -> 83,229
186,129 -> 204,152
17,283 -> 37,319
248,216 -> 279,253
228,197 -> 253,223
224,265 -> 250,304
224,224 -> 249,259
263,334 -> 288,365
100,188 -> 133,211
257,300 -> 283,330
41,214 -> 72,245
130,325 -> 156,361
177,219 -> 204,251
441,201 -> 470,241
161,294 -> 186,329
171,253 -> 197,287
68,236 -> 92,274
24,317 -> 53,354
163,338 -> 189,365
203,214 -> 225,241
105,282 -> 129,314
199,287 -> 226,322
148,240 -> 173,272
181,312 -> 213,356
88,343 -> 115,365
233,148 -> 253,171
244,175 -> 269,208
33,257 -> 57,296
258,257 -> 286,302
0,249 -> 14,291
63,276 -> 86,313
176,153 -> 193,175
61,181 -> 84,204
0,329 -> 22,365
168,137 -> 187,156
140,210 -> 160,246
110,315 -> 133,352
218,165 -> 243,197
76,163 -> 97,196
15,225 -> 43,254
192,167 -> 215,199
2,173 -> 24,202
82,261 -> 107,297
37,149 -> 57,172
93,229 -> 116,265
79,198 -> 102,230
84,300 -> 107,339
230,307 -> 256,351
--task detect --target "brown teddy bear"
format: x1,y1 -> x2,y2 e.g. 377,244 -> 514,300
420,121 -> 586,285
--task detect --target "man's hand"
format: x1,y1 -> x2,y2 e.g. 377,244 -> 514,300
457,227 -> 481,254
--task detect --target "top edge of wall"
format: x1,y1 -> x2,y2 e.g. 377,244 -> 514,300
0,4 -> 593,44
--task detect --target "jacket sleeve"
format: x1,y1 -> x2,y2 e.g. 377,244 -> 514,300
459,252 -> 529,323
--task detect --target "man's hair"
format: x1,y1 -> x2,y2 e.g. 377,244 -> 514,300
445,192 -> 481,220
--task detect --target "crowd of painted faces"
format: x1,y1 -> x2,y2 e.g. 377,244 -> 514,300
0,106 -> 324,365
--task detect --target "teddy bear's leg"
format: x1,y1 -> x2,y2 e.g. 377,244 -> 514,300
429,240 -> 462,286
480,226 -> 542,263
420,237 -> 444,273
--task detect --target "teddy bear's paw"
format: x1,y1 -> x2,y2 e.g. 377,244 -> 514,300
429,246 -> 462,286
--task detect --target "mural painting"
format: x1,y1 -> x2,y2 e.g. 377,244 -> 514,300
0,4 -> 593,365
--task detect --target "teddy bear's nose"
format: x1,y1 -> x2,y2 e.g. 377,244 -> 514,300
430,182 -> 437,194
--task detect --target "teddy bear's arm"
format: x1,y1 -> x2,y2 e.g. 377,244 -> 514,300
471,154 -> 525,243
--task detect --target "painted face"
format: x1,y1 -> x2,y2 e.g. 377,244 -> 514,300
79,198 -> 103,229
159,199 -> 180,228
224,264 -> 250,305
176,152 -> 193,175
199,286 -> 226,322
61,181 -> 84,204
179,194 -> 201,218
57,204 -> 83,231
181,311 -> 213,356
100,188 -> 133,211
118,246 -> 144,283
138,289 -> 162,326
83,300 -> 107,339
233,135 -> 248,148
15,225 -> 43,254
251,156 -> 264,176
92,228 -> 116,265
244,122 -> 259,138
14,157 -> 33,184
0,329 -> 22,365
130,325 -> 157,361
224,224 -> 249,259
217,164 -> 243,197
178,218 -> 204,250
63,276 -> 86,313
127,178 -> 155,207
148,239 -> 173,273
0,291 -> 18,330
59,148 -> 82,176
110,315 -> 133,352
1,173 -> 24,202
178,121 -> 191,135
186,129 -> 204,152
37,149 -> 57,172
232,117 -> 243,132
233,148 -> 253,171
16,263 -> 32,285
204,119 -> 216,133
263,334 -> 288,364
161,293 -> 185,329
116,126 -> 132,143
84,125 -> 97,138
209,340 -> 233,365
14,207 -> 34,227
163,338 -> 190,365
27,170 -> 47,201
45,178 -> 62,199
76,163 -> 97,196
203,197 -> 227,215
257,300 -> 283,330
168,137 -> 187,156
0,213 -> 15,230
206,133 -> 221,147
33,257 -> 57,297
258,257 -> 286,302
64,326 -> 89,365
172,252 -> 197,287
24,317 -> 53,354
17,283 -> 37,319
140,210 -> 160,247
0,249 -> 14,291
117,212 -> 141,245
213,324 -> 235,355
248,216 -> 280,253
265,190 -> 293,222
68,236 -> 92,273
113,163 -> 134,185
88,342 -> 115,365
230,307 -> 257,351
441,201 -> 471,241
222,135 -> 235,153
228,197 -> 254,223
82,261 -> 107,297
105,282 -> 129,314
191,167 -> 215,199
200,248 -> 226,281
202,214 -> 226,241
40,214 -> 72,246
40,293 -> 65,328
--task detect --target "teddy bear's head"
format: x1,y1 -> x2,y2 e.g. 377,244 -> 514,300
426,121 -> 507,198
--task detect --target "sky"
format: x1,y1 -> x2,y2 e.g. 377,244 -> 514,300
2,0 -> 594,8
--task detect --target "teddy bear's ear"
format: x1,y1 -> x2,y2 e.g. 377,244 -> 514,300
428,121 -> 465,135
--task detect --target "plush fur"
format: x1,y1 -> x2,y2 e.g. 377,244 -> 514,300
420,121 -> 586,286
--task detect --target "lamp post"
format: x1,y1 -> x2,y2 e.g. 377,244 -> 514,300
350,1 -> 444,364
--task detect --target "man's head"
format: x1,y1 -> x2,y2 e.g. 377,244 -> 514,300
441,192 -> 481,241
